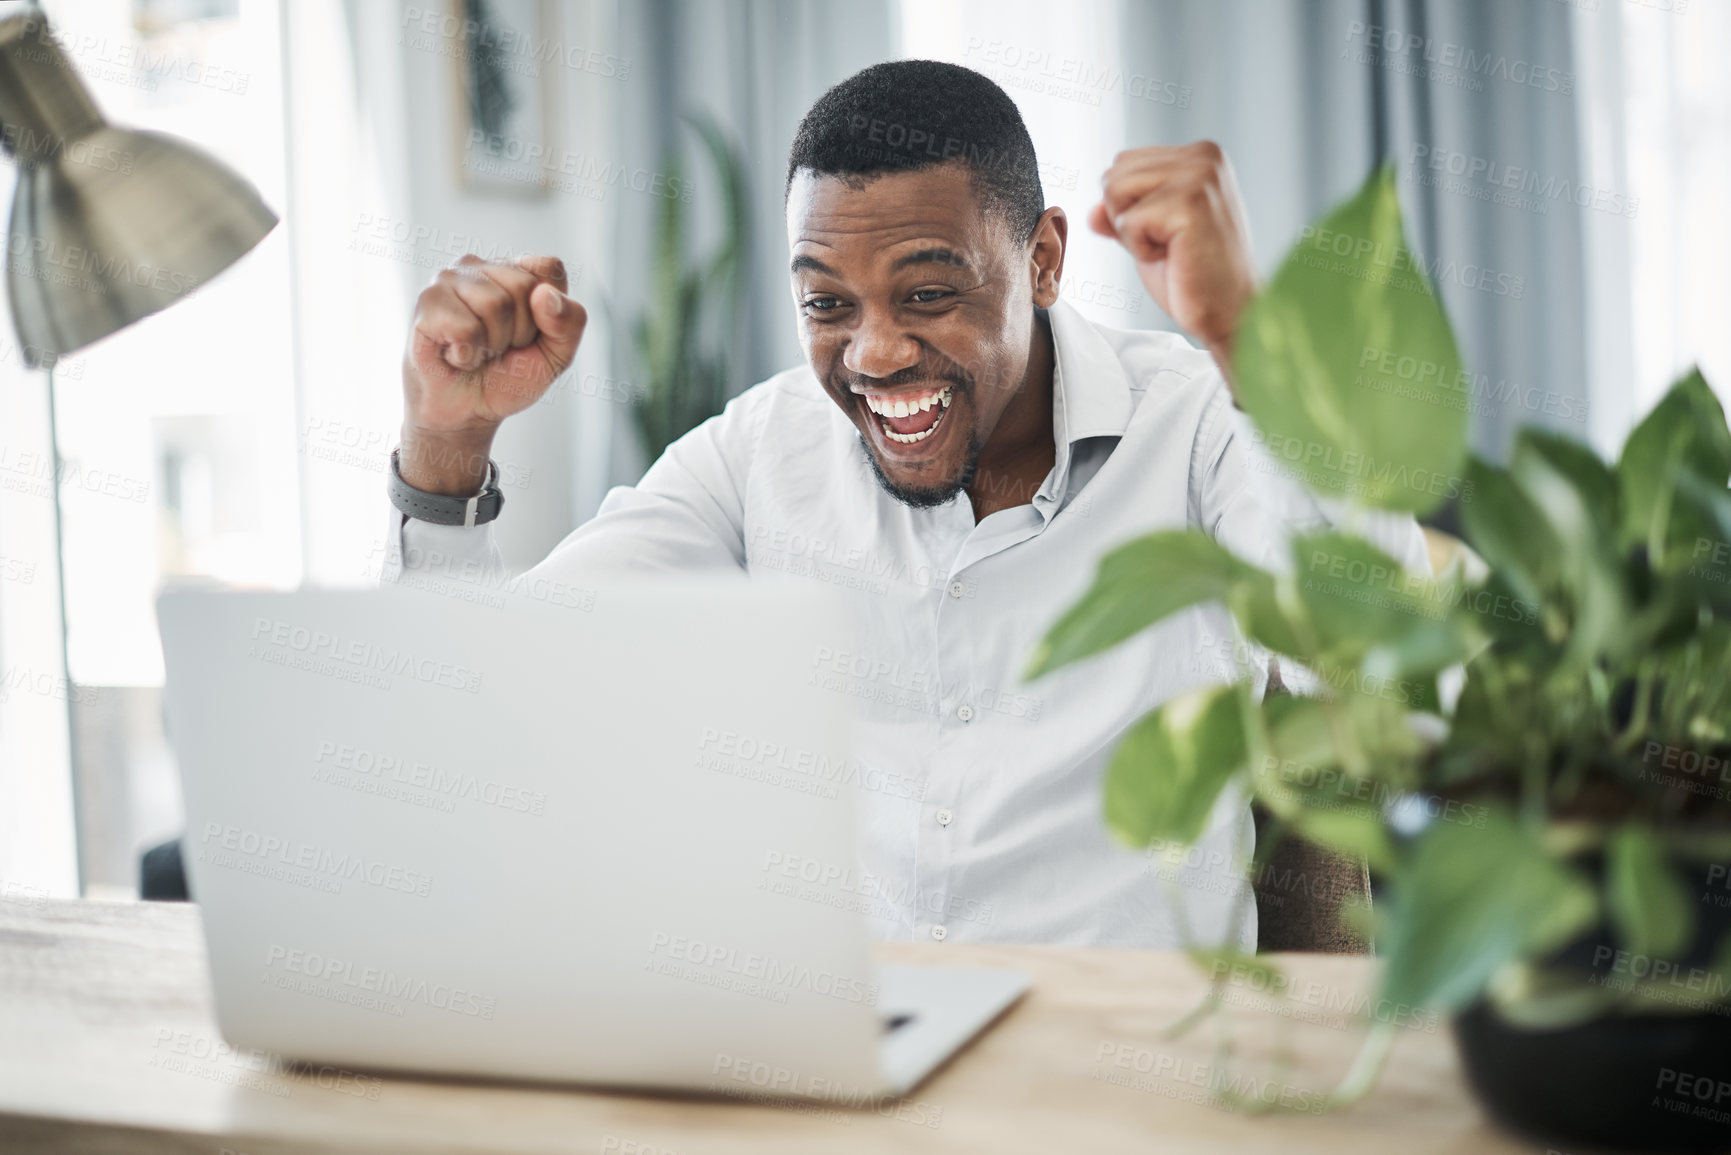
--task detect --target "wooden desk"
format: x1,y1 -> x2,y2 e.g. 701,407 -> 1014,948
0,899 -> 1534,1154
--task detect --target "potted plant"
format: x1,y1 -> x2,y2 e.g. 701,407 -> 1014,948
1027,166 -> 1731,1153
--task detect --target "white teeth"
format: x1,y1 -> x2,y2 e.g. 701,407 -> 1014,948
880,407 -> 947,444
862,386 -> 953,417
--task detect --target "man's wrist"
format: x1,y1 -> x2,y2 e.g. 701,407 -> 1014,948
397,425 -> 497,496
389,447 -> 504,527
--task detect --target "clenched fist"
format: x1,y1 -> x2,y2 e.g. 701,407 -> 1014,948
399,253 -> 585,495
1090,142 -> 1255,387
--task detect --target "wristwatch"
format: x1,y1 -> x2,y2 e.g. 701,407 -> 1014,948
387,447 -> 505,527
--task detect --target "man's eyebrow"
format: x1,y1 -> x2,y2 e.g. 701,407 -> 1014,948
791,248 -> 972,276
892,247 -> 970,273
790,253 -> 837,276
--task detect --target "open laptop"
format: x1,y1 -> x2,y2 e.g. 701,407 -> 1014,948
156,579 -> 1027,1102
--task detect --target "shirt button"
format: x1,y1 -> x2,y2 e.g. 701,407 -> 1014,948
935,808 -> 953,827
930,925 -> 948,942
956,704 -> 974,722
947,581 -> 965,598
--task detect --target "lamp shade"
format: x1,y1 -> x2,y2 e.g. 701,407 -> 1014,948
0,14 -> 277,367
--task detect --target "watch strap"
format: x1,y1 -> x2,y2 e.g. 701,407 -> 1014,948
388,447 -> 504,527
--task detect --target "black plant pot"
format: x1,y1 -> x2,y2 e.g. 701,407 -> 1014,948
1452,857 -> 1731,1153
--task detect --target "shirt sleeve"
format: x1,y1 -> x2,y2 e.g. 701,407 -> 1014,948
1189,381 -> 1432,577
380,385 -> 766,591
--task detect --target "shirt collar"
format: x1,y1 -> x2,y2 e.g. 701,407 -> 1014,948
1034,298 -> 1135,509
1047,296 -> 1135,442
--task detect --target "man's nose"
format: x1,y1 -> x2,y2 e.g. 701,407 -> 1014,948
842,307 -> 921,379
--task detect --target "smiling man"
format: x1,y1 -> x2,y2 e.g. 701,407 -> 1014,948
384,60 -> 1426,951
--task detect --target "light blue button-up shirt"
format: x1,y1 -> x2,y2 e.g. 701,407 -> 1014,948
386,298 -> 1426,951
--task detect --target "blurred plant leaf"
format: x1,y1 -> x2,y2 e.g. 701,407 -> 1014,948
1104,683 -> 1248,847
1606,824 -> 1695,960
1293,805 -> 1397,874
1028,531 -> 1256,677
1376,809 -> 1598,1013
1618,367 -> 1731,567
1459,457 -> 1557,611
1293,532 -> 1467,678
631,112 -> 749,464
1232,165 -> 1468,514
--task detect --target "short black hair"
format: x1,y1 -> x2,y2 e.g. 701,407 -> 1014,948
786,60 -> 1045,241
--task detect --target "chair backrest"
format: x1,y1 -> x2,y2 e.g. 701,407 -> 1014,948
1253,657 -> 1373,953
1251,802 -> 1372,953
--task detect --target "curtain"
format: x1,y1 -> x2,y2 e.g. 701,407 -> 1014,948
1115,0 -> 1593,487
602,0 -> 895,488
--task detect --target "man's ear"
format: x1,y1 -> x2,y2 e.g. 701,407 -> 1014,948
1028,206 -> 1067,309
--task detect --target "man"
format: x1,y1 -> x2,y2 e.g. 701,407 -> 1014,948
383,61 -> 1425,951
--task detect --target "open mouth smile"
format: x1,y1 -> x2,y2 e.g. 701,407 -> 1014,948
860,385 -> 953,444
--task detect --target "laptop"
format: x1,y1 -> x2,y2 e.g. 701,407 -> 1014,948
156,579 -> 1028,1102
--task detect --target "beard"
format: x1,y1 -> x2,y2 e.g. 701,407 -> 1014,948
857,422 -> 988,509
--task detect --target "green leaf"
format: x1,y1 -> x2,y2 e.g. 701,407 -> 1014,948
1375,809 -> 1597,1013
1226,573 -> 1310,659
1232,164 -> 1469,514
1618,367 -> 1731,565
1104,683 -> 1248,847
1459,457 -> 1557,611
1293,532 -> 1466,677
1293,806 -> 1396,874
1027,531 -> 1254,678
1606,825 -> 1695,960
1511,430 -> 1620,534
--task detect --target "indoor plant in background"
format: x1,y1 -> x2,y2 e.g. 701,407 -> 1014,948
628,111 -> 750,464
1027,166 -> 1731,1153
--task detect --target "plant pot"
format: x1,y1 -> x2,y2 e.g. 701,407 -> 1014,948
1454,1000 -> 1731,1153
1452,857 -> 1731,1153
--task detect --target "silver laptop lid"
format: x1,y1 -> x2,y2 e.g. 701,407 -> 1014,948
158,580 -> 886,1095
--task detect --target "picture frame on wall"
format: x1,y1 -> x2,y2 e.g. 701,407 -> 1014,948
448,0 -> 558,198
